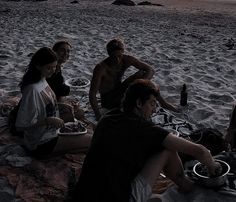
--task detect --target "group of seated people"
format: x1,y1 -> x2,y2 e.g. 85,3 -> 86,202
11,38 -> 235,202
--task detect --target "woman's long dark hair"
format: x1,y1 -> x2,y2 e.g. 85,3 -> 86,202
19,47 -> 57,91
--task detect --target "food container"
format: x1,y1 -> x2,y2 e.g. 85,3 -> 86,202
65,77 -> 90,89
57,121 -> 87,136
193,159 -> 230,188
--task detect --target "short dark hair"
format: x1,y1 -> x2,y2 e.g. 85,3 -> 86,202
122,79 -> 158,113
52,40 -> 71,52
106,38 -> 124,55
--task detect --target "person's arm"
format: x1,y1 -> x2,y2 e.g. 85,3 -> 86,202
162,134 -> 221,176
17,117 -> 64,131
126,55 -> 154,79
156,88 -> 179,113
89,64 -> 104,121
16,85 -> 64,131
225,104 -> 236,149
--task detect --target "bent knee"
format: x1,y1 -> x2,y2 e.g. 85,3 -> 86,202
159,150 -> 177,158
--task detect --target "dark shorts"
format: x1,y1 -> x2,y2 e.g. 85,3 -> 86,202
101,83 -> 127,109
30,137 -> 58,158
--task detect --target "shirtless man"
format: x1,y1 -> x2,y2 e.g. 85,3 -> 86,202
89,38 -> 178,121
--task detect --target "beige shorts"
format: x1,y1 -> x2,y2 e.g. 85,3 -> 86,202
129,174 -> 152,202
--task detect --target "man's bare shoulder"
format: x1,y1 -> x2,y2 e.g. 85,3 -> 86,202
123,54 -> 139,65
123,54 -> 135,60
94,60 -> 108,73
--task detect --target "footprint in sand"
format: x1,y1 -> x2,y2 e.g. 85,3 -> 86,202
192,108 -> 215,121
209,93 -> 234,103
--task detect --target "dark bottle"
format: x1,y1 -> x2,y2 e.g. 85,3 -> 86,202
180,84 -> 188,106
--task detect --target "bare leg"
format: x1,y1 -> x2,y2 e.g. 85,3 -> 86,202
163,151 -> 194,193
52,133 -> 92,155
139,151 -> 170,188
140,150 -> 194,193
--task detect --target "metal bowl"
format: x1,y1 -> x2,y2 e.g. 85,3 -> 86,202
193,159 -> 230,188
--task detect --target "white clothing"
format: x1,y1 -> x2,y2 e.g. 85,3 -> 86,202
16,79 -> 59,150
129,174 -> 152,202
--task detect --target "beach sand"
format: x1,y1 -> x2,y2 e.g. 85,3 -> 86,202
1,0 -> 235,134
0,0 -> 235,201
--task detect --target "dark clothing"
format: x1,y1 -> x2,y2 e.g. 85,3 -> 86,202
101,82 -> 127,109
71,109 -> 169,202
47,71 -> 70,99
29,137 -> 58,158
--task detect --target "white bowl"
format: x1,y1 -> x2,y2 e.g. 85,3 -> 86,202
193,159 -> 230,187
65,77 -> 90,89
57,121 -> 87,136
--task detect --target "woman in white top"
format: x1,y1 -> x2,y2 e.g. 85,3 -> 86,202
15,47 -> 92,158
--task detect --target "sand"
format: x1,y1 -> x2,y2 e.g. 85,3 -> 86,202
0,1 -> 236,201
0,0 -> 236,135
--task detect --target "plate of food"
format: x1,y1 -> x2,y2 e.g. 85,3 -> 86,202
57,121 -> 87,136
65,77 -> 90,89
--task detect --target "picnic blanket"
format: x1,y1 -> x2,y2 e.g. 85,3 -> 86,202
0,93 -> 173,201
0,92 -> 236,201
0,93 -> 86,202
151,107 -> 236,201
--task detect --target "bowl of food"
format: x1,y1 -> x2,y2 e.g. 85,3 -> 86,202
193,159 -> 230,188
58,121 -> 87,136
65,77 -> 90,89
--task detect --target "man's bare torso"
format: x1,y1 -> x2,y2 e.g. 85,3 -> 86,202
99,57 -> 128,95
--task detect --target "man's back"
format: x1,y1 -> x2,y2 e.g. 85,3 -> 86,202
70,109 -> 168,202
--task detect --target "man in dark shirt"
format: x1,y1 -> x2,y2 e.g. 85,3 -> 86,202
71,79 -> 221,202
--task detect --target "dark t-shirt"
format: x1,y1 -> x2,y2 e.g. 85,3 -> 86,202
71,109 -> 169,202
47,71 -> 70,98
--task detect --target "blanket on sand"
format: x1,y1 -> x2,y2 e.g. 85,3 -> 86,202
0,94 -> 173,202
0,93 -> 236,201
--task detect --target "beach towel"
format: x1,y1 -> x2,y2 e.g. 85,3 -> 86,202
0,93 -> 235,201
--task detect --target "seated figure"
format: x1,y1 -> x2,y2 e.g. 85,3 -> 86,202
70,79 -> 222,202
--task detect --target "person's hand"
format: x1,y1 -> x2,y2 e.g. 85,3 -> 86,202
46,117 -> 64,129
208,161 -> 222,177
